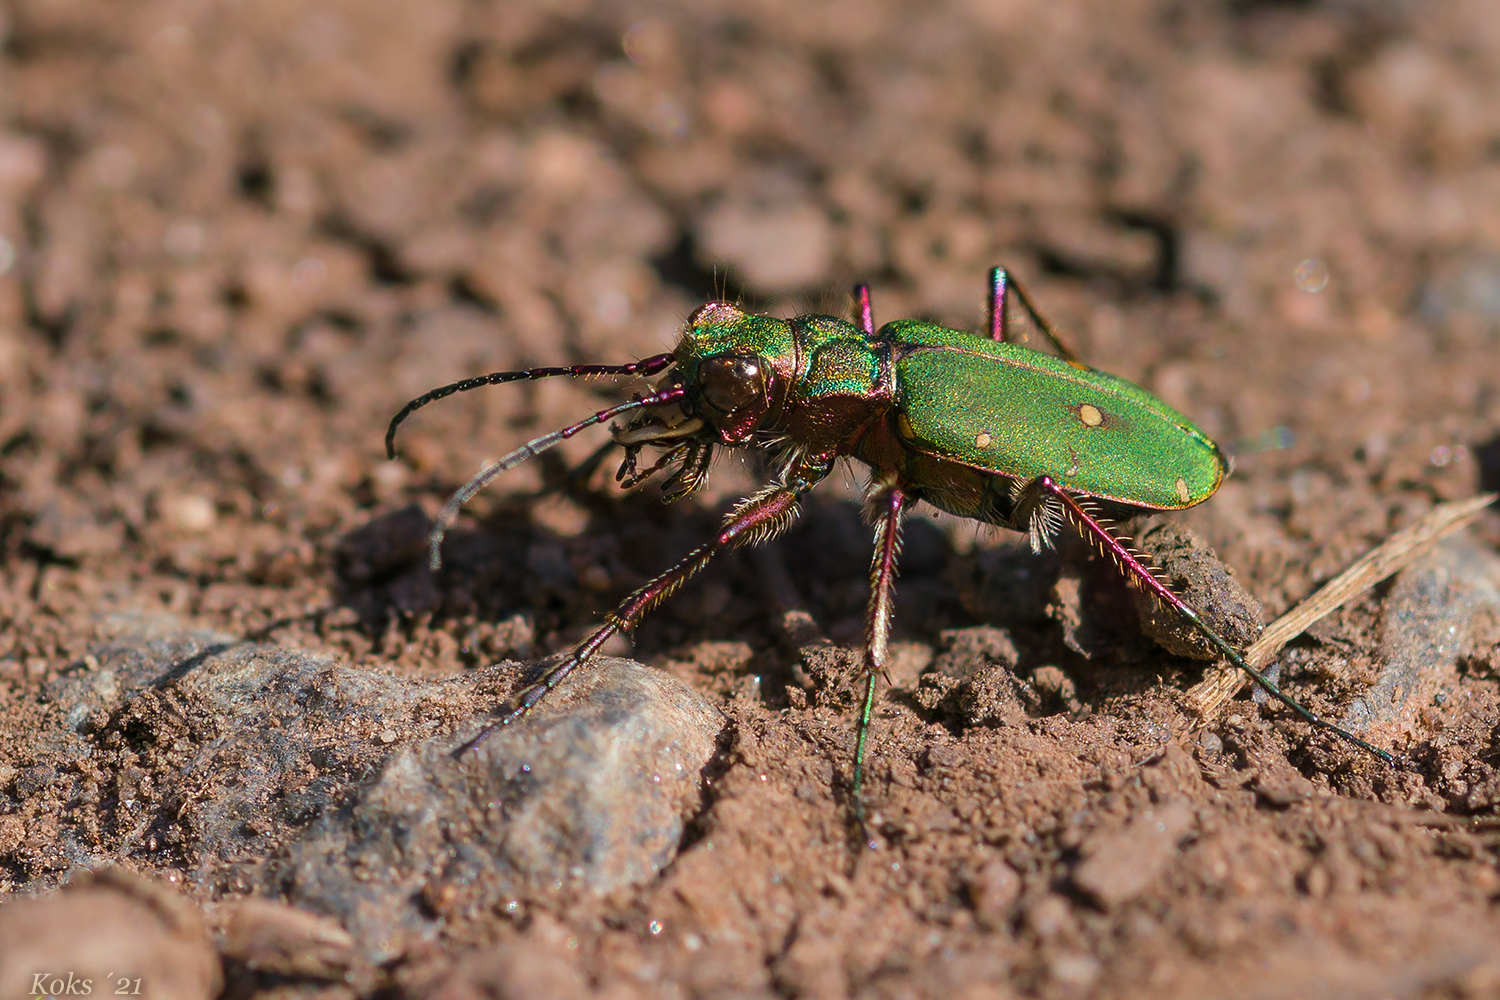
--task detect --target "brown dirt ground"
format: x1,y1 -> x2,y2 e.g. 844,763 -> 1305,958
4,0 -> 1500,997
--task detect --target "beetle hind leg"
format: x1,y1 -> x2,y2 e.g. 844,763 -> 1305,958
1030,475 -> 1395,765
1063,495 -> 1172,595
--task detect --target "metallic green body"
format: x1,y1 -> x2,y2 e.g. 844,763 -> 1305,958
675,306 -> 1226,522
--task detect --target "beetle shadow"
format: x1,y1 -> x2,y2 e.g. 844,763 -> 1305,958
324,467 -> 763,669
869,512 -> 1198,732
324,501 -> 544,661
749,499 -> 1095,720
319,472 -> 1192,722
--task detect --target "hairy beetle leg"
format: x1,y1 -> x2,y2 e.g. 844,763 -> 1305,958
851,485 -> 909,840
1035,475 -> 1395,765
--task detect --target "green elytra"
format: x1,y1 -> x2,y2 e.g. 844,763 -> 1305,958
386,266 -> 1393,836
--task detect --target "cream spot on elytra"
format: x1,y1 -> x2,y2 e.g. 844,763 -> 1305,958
1079,403 -> 1104,427
1175,477 -> 1191,504
975,431 -> 992,448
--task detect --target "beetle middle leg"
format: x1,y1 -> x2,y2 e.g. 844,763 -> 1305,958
986,266 -> 1090,369
851,482 -> 910,832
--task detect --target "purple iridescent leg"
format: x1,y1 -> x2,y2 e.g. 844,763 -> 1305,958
1030,475 -> 1393,764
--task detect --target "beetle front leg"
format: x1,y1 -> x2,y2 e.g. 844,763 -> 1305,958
455,472 -> 822,756
851,483 -> 909,833
616,440 -> 690,489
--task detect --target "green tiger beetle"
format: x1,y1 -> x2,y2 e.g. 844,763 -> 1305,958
386,266 -> 1394,822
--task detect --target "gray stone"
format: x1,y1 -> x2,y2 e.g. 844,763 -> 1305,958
33,629 -> 724,963
280,658 -> 723,962
1344,535 -> 1500,737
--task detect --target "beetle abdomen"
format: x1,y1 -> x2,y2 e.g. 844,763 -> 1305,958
883,321 -> 1226,511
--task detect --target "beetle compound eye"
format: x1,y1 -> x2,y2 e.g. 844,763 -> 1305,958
698,356 -> 765,414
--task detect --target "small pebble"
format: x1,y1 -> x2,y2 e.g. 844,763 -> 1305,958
1024,894 -> 1074,938
159,493 -> 217,533
1071,800 -> 1195,907
221,898 -> 357,979
965,860 -> 1022,928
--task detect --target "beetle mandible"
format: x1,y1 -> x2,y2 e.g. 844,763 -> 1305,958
386,266 -> 1393,817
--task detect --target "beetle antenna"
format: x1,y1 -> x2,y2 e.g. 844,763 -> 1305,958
426,386 -> 687,572
385,353 -> 676,460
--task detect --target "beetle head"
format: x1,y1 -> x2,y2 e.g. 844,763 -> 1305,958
674,302 -> 793,444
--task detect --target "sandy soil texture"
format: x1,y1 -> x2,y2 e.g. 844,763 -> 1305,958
3,1 -> 1500,998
